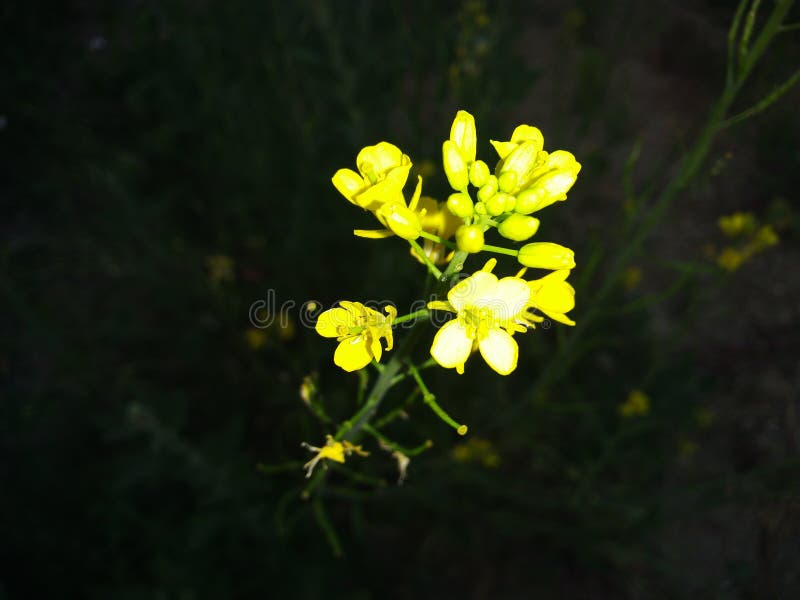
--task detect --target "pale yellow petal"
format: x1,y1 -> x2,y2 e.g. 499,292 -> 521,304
448,271 -> 498,312
430,320 -> 473,371
332,169 -> 365,203
334,336 -> 373,372
316,307 -> 353,338
478,328 -> 518,375
482,277 -> 531,320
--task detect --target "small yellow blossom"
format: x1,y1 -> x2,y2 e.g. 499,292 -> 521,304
718,212 -> 756,237
301,435 -> 369,478
717,246 -> 745,271
332,141 -> 411,212
619,389 -> 650,417
428,259 -> 569,375
244,328 -> 268,350
315,302 -> 397,372
206,254 -> 235,284
527,269 -> 576,326
622,266 -> 643,291
451,437 -> 500,468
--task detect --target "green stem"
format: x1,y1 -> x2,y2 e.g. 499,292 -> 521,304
393,309 -> 430,325
409,238 -> 443,279
408,363 -> 468,435
482,243 -> 519,257
419,230 -> 457,249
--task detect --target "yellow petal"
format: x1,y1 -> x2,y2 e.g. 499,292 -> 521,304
448,271 -> 498,312
354,165 -> 411,210
353,228 -> 394,239
533,280 -> 575,314
316,307 -> 353,338
485,277 -> 531,320
334,336 -> 373,372
318,443 -> 346,463
369,332 -> 383,363
490,140 -> 517,160
510,125 -> 544,151
356,142 -> 405,177
478,328 -> 518,375
332,169 -> 365,203
430,320 -> 473,371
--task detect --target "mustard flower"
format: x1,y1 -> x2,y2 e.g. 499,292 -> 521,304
301,434 -> 369,478
315,302 -> 397,372
619,390 -> 650,417
332,141 -> 412,212
428,260 -> 532,375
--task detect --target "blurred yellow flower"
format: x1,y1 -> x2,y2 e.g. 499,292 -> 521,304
622,266 -> 643,291
315,302 -> 396,372
718,212 -> 756,237
244,328 -> 268,350
206,254 -> 235,284
451,437 -> 500,468
619,389 -> 650,417
301,435 -> 369,478
410,196 -> 461,265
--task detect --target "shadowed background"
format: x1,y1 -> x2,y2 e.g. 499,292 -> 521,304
2,1 -> 799,598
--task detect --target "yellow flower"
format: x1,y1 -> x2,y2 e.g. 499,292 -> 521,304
718,212 -> 756,238
428,259 -> 538,375
205,254 -> 235,284
619,389 -> 650,417
451,437 -> 500,468
315,301 -> 397,372
244,328 -> 268,350
717,246 -> 745,271
527,269 -> 576,326
332,141 -> 412,212
301,434 -> 369,478
352,175 -> 425,241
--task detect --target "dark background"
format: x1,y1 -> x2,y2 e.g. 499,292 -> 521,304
2,1 -> 799,598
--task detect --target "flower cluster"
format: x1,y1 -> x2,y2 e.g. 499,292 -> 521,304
319,110 -> 579,376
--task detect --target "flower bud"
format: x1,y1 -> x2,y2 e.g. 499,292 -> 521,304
498,214 -> 540,242
474,201 -> 487,215
456,224 -> 485,253
447,192 -> 474,219
498,170 -> 518,193
450,110 -> 477,164
443,140 -> 469,191
469,160 -> 490,188
486,192 -> 511,216
477,175 -> 498,203
499,141 -> 539,193
378,204 -> 421,240
518,242 -> 576,270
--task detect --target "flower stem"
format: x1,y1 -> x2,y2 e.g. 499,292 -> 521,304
393,309 -> 430,325
408,238 -> 443,279
408,363 -> 468,435
481,243 -> 519,257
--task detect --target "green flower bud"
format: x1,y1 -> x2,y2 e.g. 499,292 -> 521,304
498,214 -> 541,242
378,204 -> 421,240
443,140 -> 469,191
477,175 -> 498,203
447,192 -> 474,219
474,201 -> 487,215
456,224 -> 485,253
450,110 -> 477,164
486,192 -> 511,216
498,170 -> 518,193
518,242 -> 576,270
469,160 -> 491,188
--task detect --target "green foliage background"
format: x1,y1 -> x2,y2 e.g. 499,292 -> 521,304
2,1 -> 799,598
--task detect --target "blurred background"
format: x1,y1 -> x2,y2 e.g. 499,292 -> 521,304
2,0 -> 799,598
